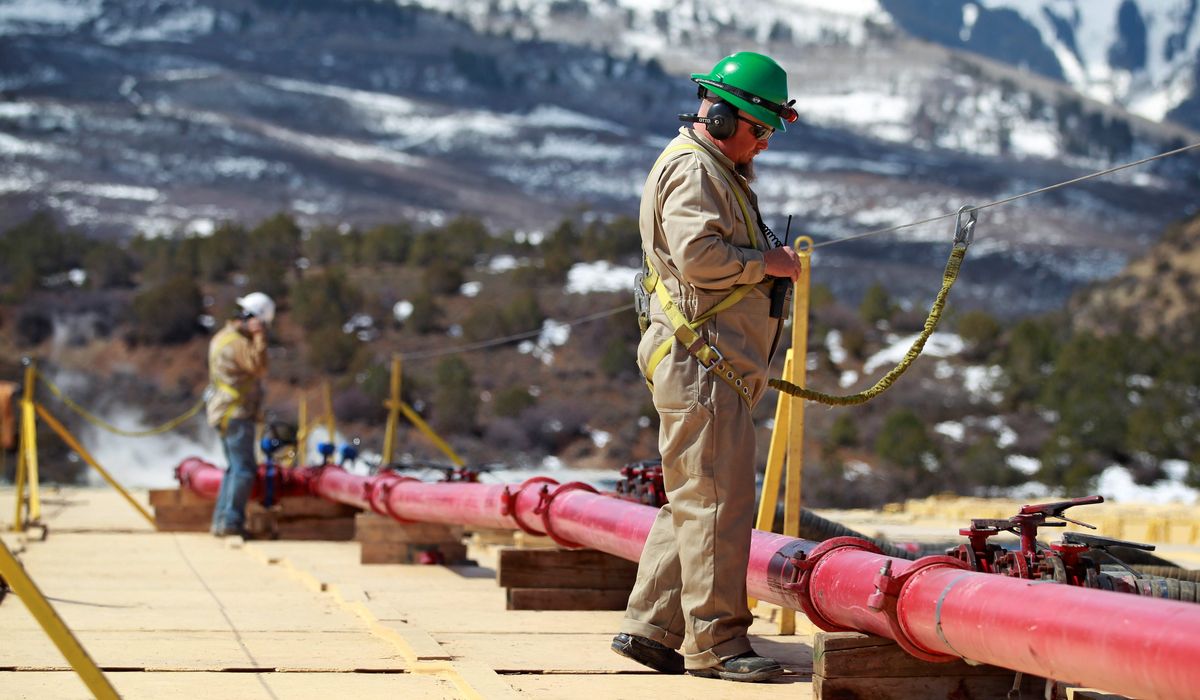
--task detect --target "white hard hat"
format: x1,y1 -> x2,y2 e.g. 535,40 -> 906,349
236,292 -> 276,325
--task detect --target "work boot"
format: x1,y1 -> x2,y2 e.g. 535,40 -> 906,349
610,633 -> 685,674
687,651 -> 784,682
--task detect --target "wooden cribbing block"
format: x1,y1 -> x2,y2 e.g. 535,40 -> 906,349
354,512 -> 468,564
813,632 -> 1047,699
150,488 -> 359,539
150,488 -> 214,532
497,547 -> 638,610
506,587 -> 631,611
247,497 -> 359,541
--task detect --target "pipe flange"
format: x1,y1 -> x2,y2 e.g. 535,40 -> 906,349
782,536 -> 884,632
502,476 -> 559,537
534,481 -> 599,550
876,555 -> 971,663
367,473 -> 419,524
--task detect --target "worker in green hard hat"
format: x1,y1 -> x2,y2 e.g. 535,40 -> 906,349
612,52 -> 801,683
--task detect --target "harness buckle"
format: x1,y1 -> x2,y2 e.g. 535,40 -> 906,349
695,342 -> 725,374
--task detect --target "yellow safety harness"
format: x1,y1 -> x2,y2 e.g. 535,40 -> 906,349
209,328 -> 254,433
639,143 -> 766,407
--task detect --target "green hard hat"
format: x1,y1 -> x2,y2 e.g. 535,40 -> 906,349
691,51 -> 796,131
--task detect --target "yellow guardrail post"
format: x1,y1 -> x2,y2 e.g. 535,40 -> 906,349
12,433 -> 26,532
382,356 -> 402,465
0,536 -> 120,699
34,403 -> 156,529
779,236 -> 813,635
15,360 -> 41,530
322,380 -> 335,446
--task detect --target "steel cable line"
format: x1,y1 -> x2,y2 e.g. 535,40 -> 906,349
405,142 -> 1200,362
398,303 -> 635,361
809,140 -> 1200,249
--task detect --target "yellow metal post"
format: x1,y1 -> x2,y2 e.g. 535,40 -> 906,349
749,352 -> 792,609
778,237 -> 814,635
12,433 -> 26,531
297,396 -> 308,467
322,380 -> 335,445
382,356 -> 403,465
20,362 -> 40,526
0,537 -> 120,699
35,403 -> 156,529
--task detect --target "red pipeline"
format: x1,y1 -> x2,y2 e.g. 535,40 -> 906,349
175,459 -> 1200,700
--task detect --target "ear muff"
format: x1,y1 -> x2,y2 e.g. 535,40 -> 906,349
706,100 -> 738,140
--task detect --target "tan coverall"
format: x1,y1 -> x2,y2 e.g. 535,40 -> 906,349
619,128 -> 783,669
206,321 -> 268,430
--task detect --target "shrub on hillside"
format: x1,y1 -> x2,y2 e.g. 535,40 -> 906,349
874,407 -> 938,477
290,267 -> 364,331
502,289 -> 544,335
130,276 -> 204,344
360,222 -> 413,265
0,212 -> 88,295
407,290 -> 441,334
421,256 -> 466,295
16,309 -> 53,347
859,282 -> 894,325
83,242 -> 136,289
305,325 -> 360,375
196,223 -> 248,281
829,413 -> 859,447
492,386 -> 537,418
956,309 -> 1001,360
432,356 -> 476,435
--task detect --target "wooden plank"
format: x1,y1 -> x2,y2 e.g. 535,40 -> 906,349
361,541 -> 469,565
153,503 -> 214,531
354,514 -> 465,544
266,496 -> 358,518
1068,690 -> 1131,700
273,517 -> 357,541
497,547 -> 638,590
147,489 -> 180,507
814,672 -> 1043,699
506,587 -> 629,611
814,632 -> 1017,679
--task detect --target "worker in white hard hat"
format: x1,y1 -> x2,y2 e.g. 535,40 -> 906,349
206,292 -> 274,537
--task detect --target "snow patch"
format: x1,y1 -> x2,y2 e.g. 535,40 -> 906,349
518,319 -> 572,365
1006,454 -> 1041,476
934,421 -> 965,441
565,261 -> 637,295
1095,464 -> 1198,505
863,332 -> 964,374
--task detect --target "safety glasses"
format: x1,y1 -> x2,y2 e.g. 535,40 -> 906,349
739,116 -> 774,141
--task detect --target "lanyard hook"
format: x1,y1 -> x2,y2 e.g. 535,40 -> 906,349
954,205 -> 977,248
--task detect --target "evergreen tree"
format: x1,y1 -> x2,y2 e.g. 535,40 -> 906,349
433,356 -> 476,434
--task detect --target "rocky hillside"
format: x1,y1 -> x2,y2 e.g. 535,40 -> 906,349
3,0 -> 1199,319
1070,211 -> 1200,341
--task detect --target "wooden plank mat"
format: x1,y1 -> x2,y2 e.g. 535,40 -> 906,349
0,670 -> 457,700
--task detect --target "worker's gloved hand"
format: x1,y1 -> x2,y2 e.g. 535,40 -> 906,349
763,246 -> 801,281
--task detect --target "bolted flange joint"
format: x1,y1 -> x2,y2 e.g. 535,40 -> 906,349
500,476 -> 558,537
866,554 -> 972,663
532,481 -> 599,550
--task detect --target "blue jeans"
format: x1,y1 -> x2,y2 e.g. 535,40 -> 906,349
211,418 -> 257,534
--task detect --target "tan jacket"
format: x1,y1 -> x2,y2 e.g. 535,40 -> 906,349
638,128 -> 783,407
206,320 -> 268,429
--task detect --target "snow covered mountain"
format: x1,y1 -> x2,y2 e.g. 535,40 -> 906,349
881,0 -> 1200,128
1,0 -> 1198,316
